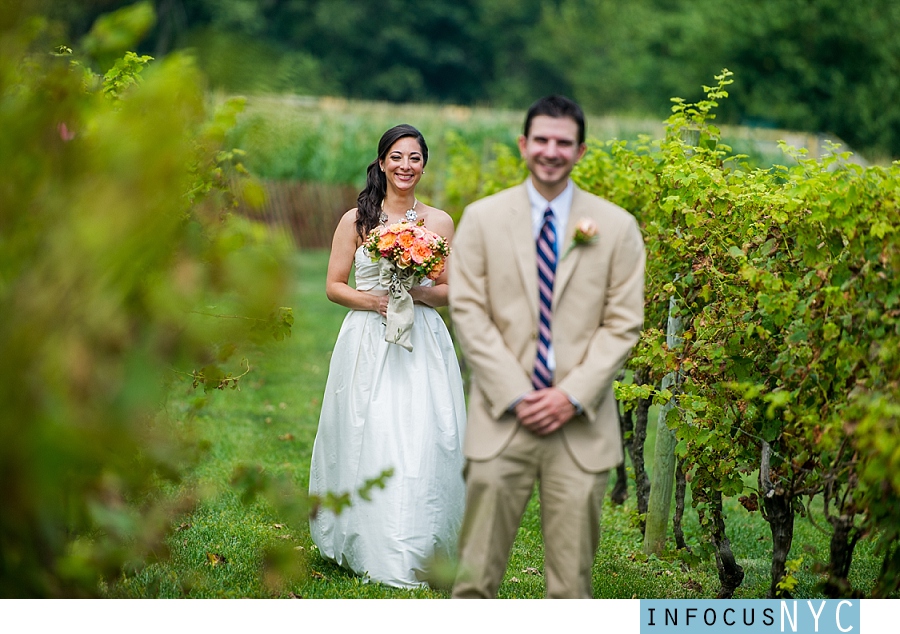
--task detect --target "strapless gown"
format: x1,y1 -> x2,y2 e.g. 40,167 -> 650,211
308,245 -> 467,588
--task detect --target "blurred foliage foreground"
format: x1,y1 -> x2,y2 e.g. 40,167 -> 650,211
0,2 -> 296,596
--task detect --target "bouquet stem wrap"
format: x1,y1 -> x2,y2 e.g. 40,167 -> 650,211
365,219 -> 450,352
379,260 -> 418,351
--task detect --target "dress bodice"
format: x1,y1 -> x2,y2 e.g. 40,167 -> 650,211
354,245 -> 433,292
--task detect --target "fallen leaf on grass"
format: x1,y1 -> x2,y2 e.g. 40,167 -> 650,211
175,522 -> 191,532
288,592 -> 302,599
738,493 -> 759,512
272,523 -> 285,530
654,570 -> 675,577
279,402 -> 287,410
310,570 -> 325,580
683,579 -> 703,592
509,576 -> 520,583
522,567 -> 541,576
277,534 -> 293,540
278,433 -> 294,441
206,552 -> 227,566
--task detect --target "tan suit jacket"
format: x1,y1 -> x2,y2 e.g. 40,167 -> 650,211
449,182 -> 645,473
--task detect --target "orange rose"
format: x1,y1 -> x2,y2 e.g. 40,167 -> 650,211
427,258 -> 445,280
410,240 -> 433,264
397,250 -> 413,268
377,232 -> 397,251
397,230 -> 416,248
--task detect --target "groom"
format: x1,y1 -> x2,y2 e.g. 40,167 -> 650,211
449,95 -> 645,598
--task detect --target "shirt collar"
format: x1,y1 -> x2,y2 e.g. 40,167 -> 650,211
526,177 -> 575,238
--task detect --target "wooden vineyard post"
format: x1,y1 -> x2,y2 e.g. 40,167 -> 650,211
643,296 -> 682,555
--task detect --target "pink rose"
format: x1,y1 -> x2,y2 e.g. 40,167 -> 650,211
573,218 -> 598,244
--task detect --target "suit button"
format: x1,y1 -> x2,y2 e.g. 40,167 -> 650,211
531,330 -> 538,340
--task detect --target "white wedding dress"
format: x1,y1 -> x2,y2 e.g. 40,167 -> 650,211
308,246 -> 467,589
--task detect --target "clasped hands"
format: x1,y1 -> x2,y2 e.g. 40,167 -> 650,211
514,387 -> 577,436
370,287 -> 434,317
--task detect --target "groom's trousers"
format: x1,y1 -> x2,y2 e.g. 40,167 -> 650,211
452,426 -> 610,599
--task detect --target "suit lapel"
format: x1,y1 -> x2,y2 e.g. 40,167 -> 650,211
553,187 -> 585,304
506,186 -> 539,317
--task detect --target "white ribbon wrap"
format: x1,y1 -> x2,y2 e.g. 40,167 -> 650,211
379,259 -> 419,351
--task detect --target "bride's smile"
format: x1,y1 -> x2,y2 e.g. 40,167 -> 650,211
380,136 -> 424,193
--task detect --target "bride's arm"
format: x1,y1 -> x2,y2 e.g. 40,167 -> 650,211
326,209 -> 388,316
409,210 -> 455,308
409,279 -> 448,308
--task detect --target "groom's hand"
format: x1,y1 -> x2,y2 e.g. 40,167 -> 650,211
515,388 -> 576,436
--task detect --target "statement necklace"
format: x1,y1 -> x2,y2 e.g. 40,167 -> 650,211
380,199 -> 418,225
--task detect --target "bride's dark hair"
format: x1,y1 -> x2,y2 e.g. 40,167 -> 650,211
355,124 -> 429,240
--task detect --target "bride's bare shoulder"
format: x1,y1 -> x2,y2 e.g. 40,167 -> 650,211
341,207 -> 361,224
420,205 -> 455,237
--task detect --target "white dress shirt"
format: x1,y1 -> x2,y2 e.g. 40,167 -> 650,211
520,178 -> 583,413
526,177 -> 574,256
525,177 -> 575,374
509,176 -> 584,414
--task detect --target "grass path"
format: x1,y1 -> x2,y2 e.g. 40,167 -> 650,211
109,250 -> 882,598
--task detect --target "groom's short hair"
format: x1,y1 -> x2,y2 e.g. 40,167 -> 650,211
523,95 -> 586,145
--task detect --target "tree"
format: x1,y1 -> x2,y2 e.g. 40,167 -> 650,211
41,0 -> 900,158
717,0 -> 900,160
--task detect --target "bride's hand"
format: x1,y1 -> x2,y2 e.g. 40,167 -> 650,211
373,294 -> 388,317
409,283 -> 449,308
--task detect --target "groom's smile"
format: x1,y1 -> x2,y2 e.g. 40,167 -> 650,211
518,115 -> 587,200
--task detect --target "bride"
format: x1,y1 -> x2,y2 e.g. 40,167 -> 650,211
308,124 -> 467,589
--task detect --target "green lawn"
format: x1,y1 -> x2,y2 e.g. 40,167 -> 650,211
108,249 -> 883,599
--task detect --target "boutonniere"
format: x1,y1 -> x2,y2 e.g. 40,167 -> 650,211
563,218 -> 598,258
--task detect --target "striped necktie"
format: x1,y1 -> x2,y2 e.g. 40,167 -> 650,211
533,207 -> 557,390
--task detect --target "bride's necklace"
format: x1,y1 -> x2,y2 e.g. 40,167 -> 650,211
380,198 -> 418,225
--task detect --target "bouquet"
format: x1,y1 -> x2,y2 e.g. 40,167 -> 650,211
364,221 -> 450,350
